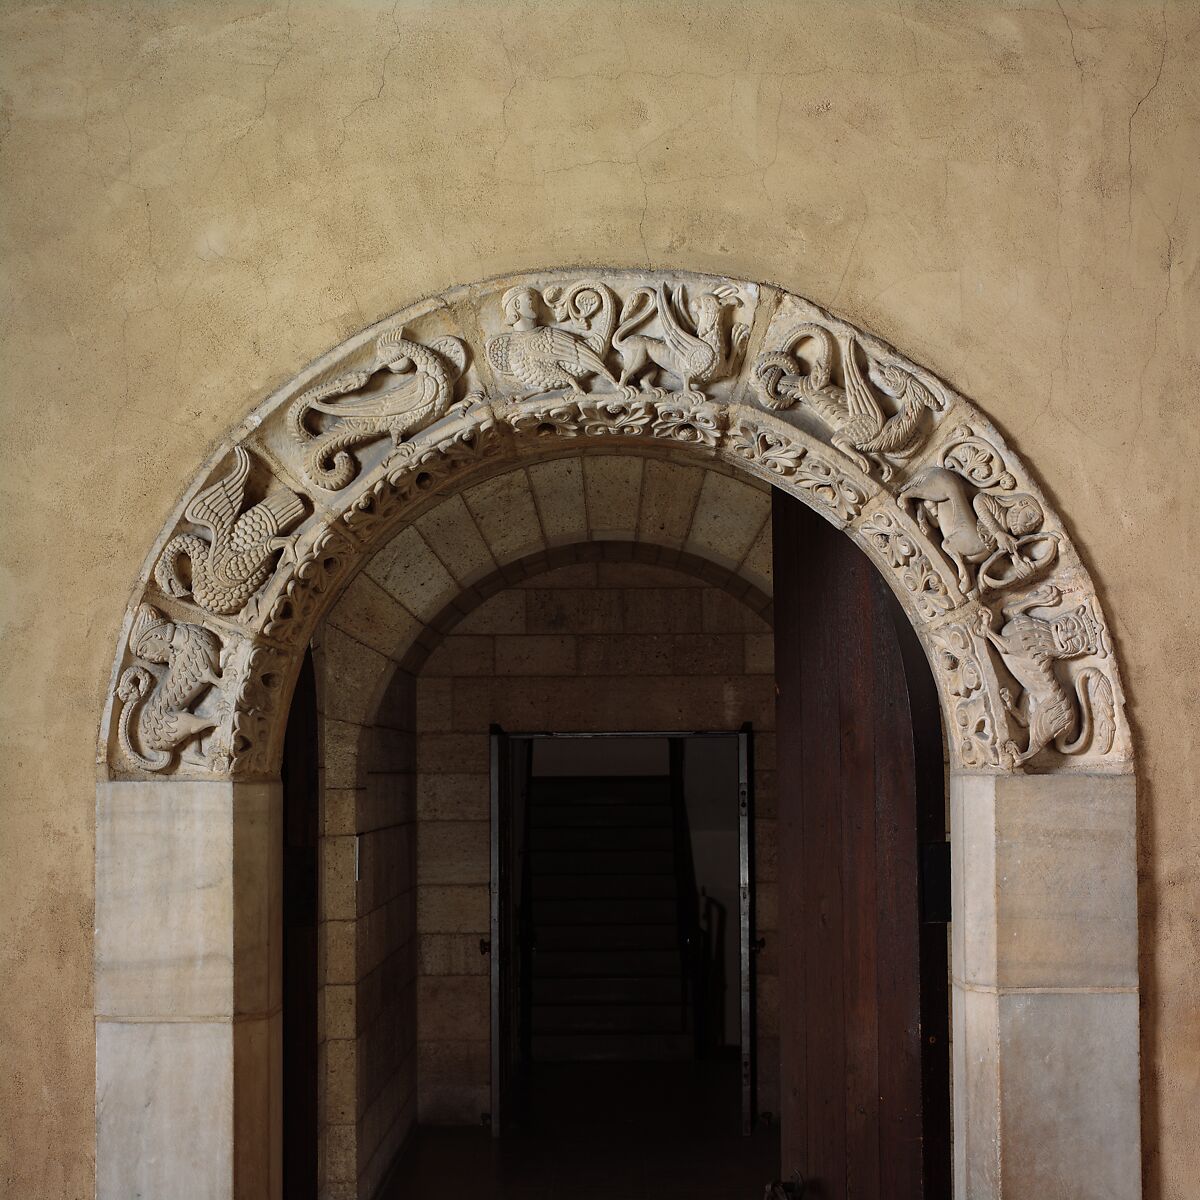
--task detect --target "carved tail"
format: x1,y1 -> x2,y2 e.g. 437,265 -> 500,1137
1056,667 -> 1116,756
303,427 -> 366,492
612,287 -> 657,349
116,666 -> 172,771
153,533 -> 207,599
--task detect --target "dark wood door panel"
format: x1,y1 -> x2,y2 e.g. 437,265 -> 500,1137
772,491 -> 949,1199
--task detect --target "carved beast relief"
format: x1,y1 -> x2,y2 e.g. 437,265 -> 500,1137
104,270 -> 1129,779
116,604 -> 225,772
288,327 -> 469,491
154,446 -> 306,618
484,277 -> 751,402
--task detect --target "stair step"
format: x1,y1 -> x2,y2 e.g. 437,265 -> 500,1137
530,849 -> 675,875
533,975 -> 682,1005
532,898 -> 677,925
532,1032 -> 693,1062
529,826 -> 674,851
532,803 -> 673,829
532,874 -> 679,900
535,923 -> 678,951
534,949 -> 682,978
530,1004 -> 686,1033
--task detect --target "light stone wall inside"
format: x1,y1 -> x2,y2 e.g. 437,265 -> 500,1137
411,557 -> 780,1123
2,3 -> 1197,1196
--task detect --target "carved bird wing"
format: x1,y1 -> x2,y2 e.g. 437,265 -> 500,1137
302,370 -> 438,420
840,338 -> 884,432
535,327 -> 610,378
229,489 -> 306,559
655,283 -> 710,372
185,446 -> 252,545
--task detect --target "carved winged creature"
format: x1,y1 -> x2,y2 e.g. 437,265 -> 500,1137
979,584 -> 1115,765
613,282 -> 749,398
155,447 -> 306,616
117,603 -> 225,771
754,325 -> 945,480
486,285 -> 618,395
289,328 -> 468,490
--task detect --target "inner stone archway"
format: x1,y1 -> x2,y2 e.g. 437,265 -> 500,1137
95,270 -> 1140,1199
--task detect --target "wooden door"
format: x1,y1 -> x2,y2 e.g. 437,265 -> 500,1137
772,491 -> 950,1198
281,651 -> 319,1199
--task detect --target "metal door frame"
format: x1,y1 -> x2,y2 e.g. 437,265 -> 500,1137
488,726 -> 756,1136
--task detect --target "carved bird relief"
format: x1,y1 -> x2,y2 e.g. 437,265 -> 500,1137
613,282 -> 749,398
117,603 -> 225,772
155,447 -> 306,617
754,325 -> 945,480
979,585 -> 1115,764
289,328 -> 468,490
486,285 -> 619,395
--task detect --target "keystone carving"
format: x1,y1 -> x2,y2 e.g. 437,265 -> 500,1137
116,604 -> 225,771
154,447 -> 306,617
754,323 -> 946,480
979,584 -> 1115,764
288,327 -> 468,491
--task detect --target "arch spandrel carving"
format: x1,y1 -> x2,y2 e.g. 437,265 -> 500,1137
99,269 -> 1132,780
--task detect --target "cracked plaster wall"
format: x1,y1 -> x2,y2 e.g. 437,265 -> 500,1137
0,2 -> 1196,1196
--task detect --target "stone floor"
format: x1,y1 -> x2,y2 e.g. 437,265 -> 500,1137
381,1059 -> 781,1199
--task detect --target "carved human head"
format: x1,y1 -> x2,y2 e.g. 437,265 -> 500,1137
129,603 -> 175,662
1003,494 -> 1044,537
501,287 -> 539,328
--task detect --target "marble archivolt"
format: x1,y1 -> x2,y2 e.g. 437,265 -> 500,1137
99,270 -> 1131,779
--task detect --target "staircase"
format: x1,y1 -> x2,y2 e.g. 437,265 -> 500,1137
526,775 -> 694,1062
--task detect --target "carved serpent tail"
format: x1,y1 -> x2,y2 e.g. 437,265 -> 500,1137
116,666 -> 171,771
302,427 -> 366,492
612,287 -> 657,349
153,533 -> 207,598
1056,668 -> 1115,756
753,323 -> 836,410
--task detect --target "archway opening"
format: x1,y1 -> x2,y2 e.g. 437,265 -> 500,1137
96,270 -> 1139,1200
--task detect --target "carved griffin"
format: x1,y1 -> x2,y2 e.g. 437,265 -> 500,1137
612,282 -> 749,397
979,585 -> 1116,765
117,603 -> 225,771
289,328 -> 468,490
154,446 -> 306,616
486,283 -> 619,395
754,325 -> 945,480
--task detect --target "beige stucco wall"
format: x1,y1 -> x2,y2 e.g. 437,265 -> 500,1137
0,2 -> 1196,1196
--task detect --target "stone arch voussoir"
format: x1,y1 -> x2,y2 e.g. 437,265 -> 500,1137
99,269 -> 1133,782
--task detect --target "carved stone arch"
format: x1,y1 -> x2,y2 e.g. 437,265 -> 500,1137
95,271 -> 1140,1200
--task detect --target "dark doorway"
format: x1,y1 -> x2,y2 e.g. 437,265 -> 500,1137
489,731 -> 760,1145
281,651 -> 320,1200
772,490 -> 952,1198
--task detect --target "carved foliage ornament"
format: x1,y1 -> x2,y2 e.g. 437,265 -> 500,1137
104,270 -> 1128,779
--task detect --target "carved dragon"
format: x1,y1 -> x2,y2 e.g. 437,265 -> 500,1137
154,446 -> 305,616
612,282 -> 749,398
116,603 -> 225,771
288,328 -> 468,490
979,584 -> 1116,764
486,282 -> 619,395
754,324 -> 945,480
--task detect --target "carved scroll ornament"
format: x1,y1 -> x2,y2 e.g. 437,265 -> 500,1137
103,270 -> 1129,780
